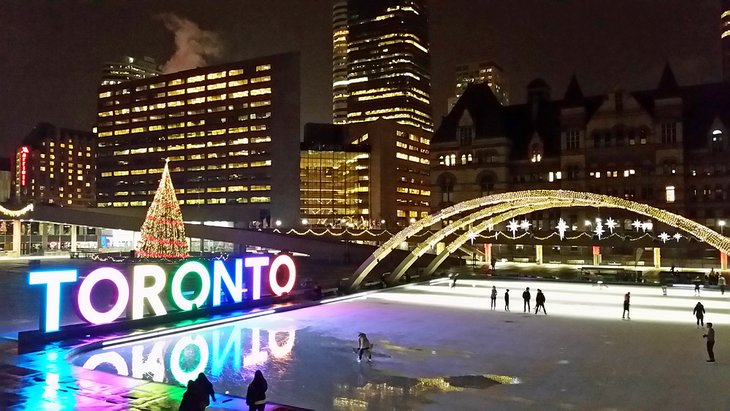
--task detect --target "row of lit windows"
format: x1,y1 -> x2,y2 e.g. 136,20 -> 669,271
99,161 -> 272,177
98,66 -> 272,98
589,169 -> 637,179
396,210 -> 430,218
112,185 -> 270,197
99,92 -> 271,118
99,196 -> 271,208
396,187 -> 430,196
395,151 -> 429,165
99,123 -> 270,138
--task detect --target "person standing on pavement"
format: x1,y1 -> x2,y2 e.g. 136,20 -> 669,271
490,286 -> 497,310
504,289 -> 510,311
719,275 -> 726,295
693,302 -> 706,327
534,289 -> 547,315
703,323 -> 716,362
522,287 -> 531,313
622,292 -> 631,319
246,370 -> 268,411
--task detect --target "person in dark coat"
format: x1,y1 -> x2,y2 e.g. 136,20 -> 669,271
534,289 -> 547,315
490,286 -> 497,310
693,302 -> 706,327
179,380 -> 201,411
246,370 -> 268,411
504,289 -> 510,311
194,372 -> 216,408
622,292 -> 631,319
522,287 -> 531,312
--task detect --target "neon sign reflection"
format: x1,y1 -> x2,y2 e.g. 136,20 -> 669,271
80,327 -> 296,385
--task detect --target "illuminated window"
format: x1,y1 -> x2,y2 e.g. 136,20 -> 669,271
665,186 -> 676,203
250,75 -> 271,83
168,79 -> 183,86
187,74 -> 205,83
187,86 -> 205,94
99,91 -> 111,98
207,71 -> 226,80
228,69 -> 244,76
256,64 -> 271,72
168,89 -> 185,96
230,91 -> 249,99
250,87 -> 271,96
228,79 -> 248,87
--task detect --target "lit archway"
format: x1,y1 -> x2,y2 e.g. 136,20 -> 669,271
349,190 -> 730,289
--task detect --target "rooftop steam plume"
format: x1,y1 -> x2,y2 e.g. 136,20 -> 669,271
158,13 -> 223,74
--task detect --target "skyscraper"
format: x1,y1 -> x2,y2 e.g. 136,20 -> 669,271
96,53 -> 301,227
101,56 -> 161,86
448,61 -> 509,109
332,0 -> 433,132
722,0 -> 730,81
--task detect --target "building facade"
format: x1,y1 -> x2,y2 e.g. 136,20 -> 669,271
431,66 -> 730,235
101,56 -> 161,86
332,0 -> 433,132
96,52 -> 301,227
14,123 -> 96,207
302,120 -> 431,228
448,61 -> 508,109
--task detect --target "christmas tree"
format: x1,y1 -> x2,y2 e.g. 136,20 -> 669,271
135,159 -> 189,259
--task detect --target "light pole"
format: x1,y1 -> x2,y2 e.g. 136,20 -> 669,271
720,220 -> 726,236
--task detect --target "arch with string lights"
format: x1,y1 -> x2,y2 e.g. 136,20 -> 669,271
348,190 -> 730,289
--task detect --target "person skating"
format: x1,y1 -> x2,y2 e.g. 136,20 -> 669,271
357,332 -> 372,362
535,289 -> 547,315
622,292 -> 630,319
504,289 -> 510,311
694,276 -> 702,296
490,286 -> 497,310
450,273 -> 459,288
246,370 -> 268,411
719,274 -> 726,295
522,287 -> 531,312
703,323 -> 716,362
693,302 -> 706,327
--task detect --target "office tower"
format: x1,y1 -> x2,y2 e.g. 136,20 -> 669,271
101,56 -> 161,86
333,0 -> 433,132
14,123 -> 96,206
723,0 -> 730,81
96,52 -> 301,227
448,62 -> 508,109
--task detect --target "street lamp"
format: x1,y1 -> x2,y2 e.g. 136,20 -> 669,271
720,220 -> 726,235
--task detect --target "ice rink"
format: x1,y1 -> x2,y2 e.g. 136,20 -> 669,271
74,279 -> 730,410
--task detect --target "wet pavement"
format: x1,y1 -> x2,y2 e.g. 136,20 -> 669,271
3,261 -> 730,409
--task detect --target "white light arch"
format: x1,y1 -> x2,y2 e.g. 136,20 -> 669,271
349,190 -> 730,289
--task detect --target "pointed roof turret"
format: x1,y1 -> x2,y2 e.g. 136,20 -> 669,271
656,63 -> 679,98
563,74 -> 584,106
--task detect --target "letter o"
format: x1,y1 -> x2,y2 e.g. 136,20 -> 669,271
77,267 -> 130,325
171,261 -> 211,311
170,335 -> 209,385
268,255 -> 296,296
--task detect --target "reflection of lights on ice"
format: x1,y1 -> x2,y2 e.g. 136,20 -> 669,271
83,328 -> 296,385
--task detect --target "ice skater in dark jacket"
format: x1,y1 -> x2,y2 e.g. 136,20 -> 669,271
535,289 -> 547,315
694,302 -> 706,327
246,370 -> 268,411
522,287 -> 531,312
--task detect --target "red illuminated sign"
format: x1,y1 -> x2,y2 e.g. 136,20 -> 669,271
19,146 -> 29,187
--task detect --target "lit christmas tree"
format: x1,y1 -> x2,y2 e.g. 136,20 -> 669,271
135,159 -> 189,259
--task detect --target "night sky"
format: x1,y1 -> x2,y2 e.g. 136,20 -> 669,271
0,0 -> 722,157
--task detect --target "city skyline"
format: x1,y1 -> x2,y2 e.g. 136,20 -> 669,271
0,0 -> 723,156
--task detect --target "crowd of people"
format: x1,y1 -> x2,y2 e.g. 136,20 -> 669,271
178,371 -> 268,411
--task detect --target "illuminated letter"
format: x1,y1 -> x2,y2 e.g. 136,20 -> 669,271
245,257 -> 269,300
268,329 -> 296,358
132,342 -> 166,382
212,259 -> 244,306
82,351 -> 129,376
29,270 -> 77,332
268,254 -> 297,296
171,261 -> 211,311
132,265 -> 168,320
170,335 -> 209,384
76,267 -> 130,325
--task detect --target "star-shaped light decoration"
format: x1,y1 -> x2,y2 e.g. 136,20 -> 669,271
507,219 -> 520,238
642,221 -> 653,232
520,219 -> 532,232
658,232 -> 670,243
632,219 -> 643,231
555,218 -> 569,240
605,217 -> 618,233
594,221 -> 605,239
673,233 -> 682,242
467,232 -> 477,245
